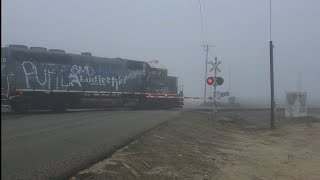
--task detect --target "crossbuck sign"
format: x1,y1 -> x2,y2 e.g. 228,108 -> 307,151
208,60 -> 221,72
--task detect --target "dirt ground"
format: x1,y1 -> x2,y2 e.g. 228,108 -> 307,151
71,110 -> 320,180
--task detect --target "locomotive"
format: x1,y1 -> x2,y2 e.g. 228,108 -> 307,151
1,45 -> 184,112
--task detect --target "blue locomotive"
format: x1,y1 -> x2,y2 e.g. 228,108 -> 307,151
1,45 -> 183,112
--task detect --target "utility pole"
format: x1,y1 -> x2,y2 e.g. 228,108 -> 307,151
203,45 -> 209,104
228,65 -> 231,96
202,44 -> 214,104
270,40 -> 275,128
269,0 -> 275,128
298,73 -> 302,93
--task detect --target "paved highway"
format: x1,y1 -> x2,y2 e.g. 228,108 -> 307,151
1,109 -> 180,180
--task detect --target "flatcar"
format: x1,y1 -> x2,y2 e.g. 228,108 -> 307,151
1,45 -> 184,112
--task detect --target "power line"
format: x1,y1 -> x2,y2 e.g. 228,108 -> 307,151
270,0 -> 272,41
197,0 -> 205,44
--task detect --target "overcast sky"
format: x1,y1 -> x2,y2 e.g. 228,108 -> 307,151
2,0 -> 320,105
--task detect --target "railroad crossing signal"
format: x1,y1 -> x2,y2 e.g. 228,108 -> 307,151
206,77 -> 224,86
206,77 -> 215,85
208,60 -> 221,72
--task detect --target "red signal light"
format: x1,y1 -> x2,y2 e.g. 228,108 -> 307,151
206,77 -> 215,85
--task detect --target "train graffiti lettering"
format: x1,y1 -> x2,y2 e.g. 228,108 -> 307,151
70,65 -> 95,76
21,61 -> 145,91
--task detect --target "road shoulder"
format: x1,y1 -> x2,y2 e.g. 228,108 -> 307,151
70,110 -> 320,180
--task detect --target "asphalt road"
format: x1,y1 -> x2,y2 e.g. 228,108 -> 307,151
1,109 -> 180,180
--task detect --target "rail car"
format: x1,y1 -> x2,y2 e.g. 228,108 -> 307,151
1,45 -> 184,112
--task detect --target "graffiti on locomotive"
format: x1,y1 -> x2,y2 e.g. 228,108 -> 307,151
21,61 -> 145,91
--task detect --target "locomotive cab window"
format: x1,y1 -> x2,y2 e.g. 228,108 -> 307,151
151,69 -> 167,79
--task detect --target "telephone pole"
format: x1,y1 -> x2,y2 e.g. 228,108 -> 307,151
202,44 -> 214,104
269,0 -> 275,128
270,40 -> 275,128
228,65 -> 231,96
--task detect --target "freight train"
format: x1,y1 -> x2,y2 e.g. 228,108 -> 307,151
1,45 -> 184,112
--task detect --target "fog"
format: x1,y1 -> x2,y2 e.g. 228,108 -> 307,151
2,0 -> 320,107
